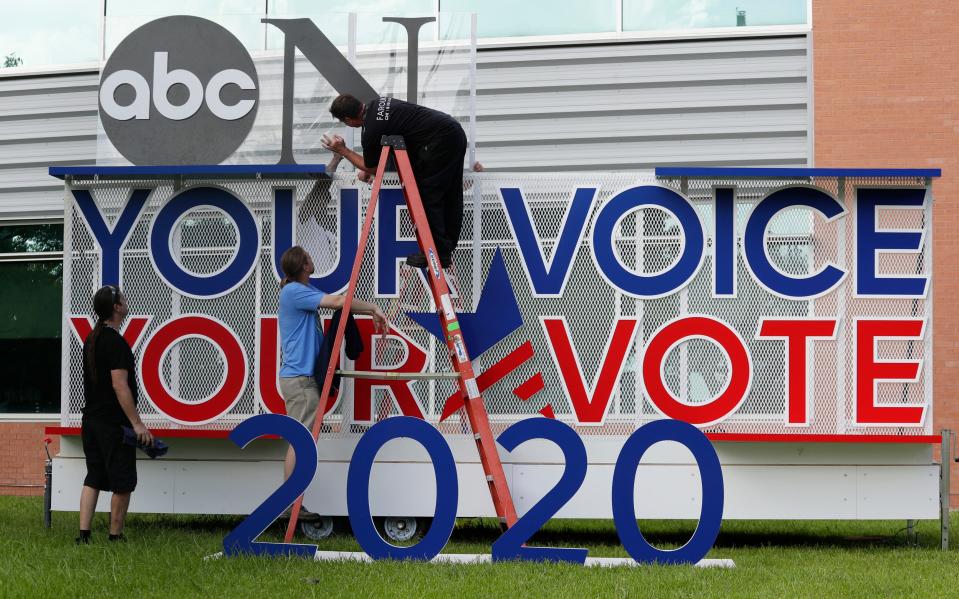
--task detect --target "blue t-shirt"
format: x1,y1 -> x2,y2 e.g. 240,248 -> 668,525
278,281 -> 326,378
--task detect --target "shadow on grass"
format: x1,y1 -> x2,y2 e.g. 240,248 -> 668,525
449,518 -> 924,551
127,513 -> 244,534
118,510 -> 930,551
714,527 -> 914,550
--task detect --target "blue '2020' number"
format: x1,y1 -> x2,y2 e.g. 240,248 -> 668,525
346,416 -> 458,561
611,418 -> 724,565
224,413 -> 318,557
225,414 -> 724,564
492,417 -> 588,563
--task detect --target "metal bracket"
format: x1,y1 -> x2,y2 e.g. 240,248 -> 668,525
941,429 -> 952,550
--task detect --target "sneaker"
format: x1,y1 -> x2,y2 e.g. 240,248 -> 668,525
279,506 -> 321,522
405,252 -> 427,268
75,532 -> 91,545
405,252 -> 452,269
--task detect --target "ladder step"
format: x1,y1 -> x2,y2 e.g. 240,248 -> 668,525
336,370 -> 461,381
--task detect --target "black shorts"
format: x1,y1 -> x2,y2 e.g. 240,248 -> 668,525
81,418 -> 137,493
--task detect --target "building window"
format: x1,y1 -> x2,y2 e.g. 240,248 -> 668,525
2,0 -> 813,72
1,1 -> 101,69
623,0 -> 807,32
268,0 -> 437,46
442,0 -> 618,38
104,0 -> 267,56
0,224 -> 63,416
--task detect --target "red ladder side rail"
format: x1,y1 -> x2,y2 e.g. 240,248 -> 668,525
283,147 -> 393,543
386,135 -> 518,528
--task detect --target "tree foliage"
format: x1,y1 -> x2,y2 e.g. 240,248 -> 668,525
3,53 -> 24,68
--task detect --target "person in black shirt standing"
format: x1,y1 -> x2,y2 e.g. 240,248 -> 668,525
325,94 -> 467,269
76,285 -> 153,544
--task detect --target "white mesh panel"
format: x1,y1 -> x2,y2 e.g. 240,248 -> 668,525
61,172 -> 932,437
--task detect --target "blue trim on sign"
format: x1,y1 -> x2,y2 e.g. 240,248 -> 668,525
49,164 -> 327,179
655,167 -> 941,178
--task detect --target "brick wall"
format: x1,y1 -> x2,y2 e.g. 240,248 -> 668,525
813,1 -> 959,505
0,423 -> 58,496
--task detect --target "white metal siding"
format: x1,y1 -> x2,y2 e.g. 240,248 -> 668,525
0,34 -> 809,218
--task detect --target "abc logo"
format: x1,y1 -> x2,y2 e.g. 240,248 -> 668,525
101,52 -> 255,121
98,16 -> 259,165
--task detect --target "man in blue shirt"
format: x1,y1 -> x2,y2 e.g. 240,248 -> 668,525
278,246 -> 386,488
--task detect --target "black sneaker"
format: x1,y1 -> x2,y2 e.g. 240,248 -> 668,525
405,252 -> 452,269
108,533 -> 126,542
279,507 -> 321,522
75,531 -> 92,545
405,252 -> 427,268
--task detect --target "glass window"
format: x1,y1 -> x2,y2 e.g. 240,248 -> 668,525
1,1 -> 101,69
268,0 -> 436,47
0,224 -> 63,415
441,0 -> 617,38
624,0 -> 807,31
0,224 -> 64,253
105,0 -> 266,55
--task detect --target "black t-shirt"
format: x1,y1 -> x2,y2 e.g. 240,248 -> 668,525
361,97 -> 461,168
82,326 -> 137,425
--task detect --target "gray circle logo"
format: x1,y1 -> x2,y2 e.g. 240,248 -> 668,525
99,16 -> 259,165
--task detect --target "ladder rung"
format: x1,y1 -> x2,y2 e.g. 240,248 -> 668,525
335,369 -> 461,381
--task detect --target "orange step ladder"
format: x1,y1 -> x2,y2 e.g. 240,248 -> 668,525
285,135 -> 518,542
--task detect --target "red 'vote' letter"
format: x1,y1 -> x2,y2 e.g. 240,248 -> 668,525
643,315 -> 752,427
542,317 -> 638,425
855,319 -> 926,426
757,318 -> 838,426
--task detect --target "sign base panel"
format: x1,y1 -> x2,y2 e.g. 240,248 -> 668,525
51,437 -> 939,521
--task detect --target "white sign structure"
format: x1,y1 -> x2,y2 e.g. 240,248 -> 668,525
48,167 -> 942,527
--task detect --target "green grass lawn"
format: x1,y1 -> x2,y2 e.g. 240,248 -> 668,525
2,495 -> 958,598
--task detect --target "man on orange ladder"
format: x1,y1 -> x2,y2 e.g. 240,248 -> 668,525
324,94 -> 467,269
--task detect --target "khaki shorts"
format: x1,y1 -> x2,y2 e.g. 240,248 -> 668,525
279,376 -> 319,431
